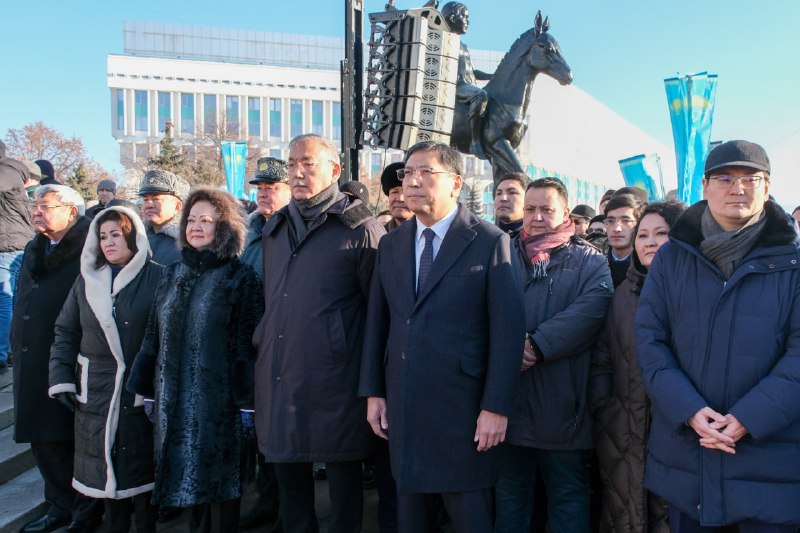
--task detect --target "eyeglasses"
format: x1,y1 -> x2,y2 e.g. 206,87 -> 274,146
603,217 -> 636,227
287,160 -> 334,173
32,203 -> 70,212
706,175 -> 766,189
397,167 -> 455,181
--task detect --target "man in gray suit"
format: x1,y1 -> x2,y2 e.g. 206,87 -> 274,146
360,141 -> 524,532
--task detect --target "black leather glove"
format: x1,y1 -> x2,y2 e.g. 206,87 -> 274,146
54,392 -> 76,412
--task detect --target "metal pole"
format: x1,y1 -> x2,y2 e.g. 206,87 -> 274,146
341,0 -> 364,184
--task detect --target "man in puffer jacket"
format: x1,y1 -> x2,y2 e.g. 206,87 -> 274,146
636,140 -> 800,530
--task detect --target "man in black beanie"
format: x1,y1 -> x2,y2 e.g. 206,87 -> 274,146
381,161 -> 413,232
34,159 -> 61,186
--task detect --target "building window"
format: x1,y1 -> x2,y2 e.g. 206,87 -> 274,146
181,93 -> 194,133
248,97 -> 261,137
269,149 -> 282,159
134,90 -> 148,132
269,99 -> 282,138
311,100 -> 324,136
290,99 -> 303,138
116,89 -> 124,131
332,102 -> 342,140
226,96 -> 239,134
157,92 -> 171,133
204,94 -> 217,134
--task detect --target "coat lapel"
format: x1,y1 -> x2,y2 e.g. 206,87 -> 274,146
413,205 -> 478,312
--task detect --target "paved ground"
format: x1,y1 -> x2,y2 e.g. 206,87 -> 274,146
154,478 -> 381,532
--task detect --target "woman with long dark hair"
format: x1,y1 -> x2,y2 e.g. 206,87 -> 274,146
127,188 -> 262,533
591,200 -> 687,533
49,206 -> 163,532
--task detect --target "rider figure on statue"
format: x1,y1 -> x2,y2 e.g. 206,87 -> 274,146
442,2 -> 492,158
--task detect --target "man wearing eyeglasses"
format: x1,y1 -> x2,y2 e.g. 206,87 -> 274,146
12,184 -> 98,533
603,193 -> 644,288
360,141 -> 524,532
636,140 -> 800,530
253,134 -> 385,533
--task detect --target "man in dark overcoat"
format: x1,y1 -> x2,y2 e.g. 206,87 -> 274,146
359,141 -> 524,532
12,184 -> 95,533
253,134 -> 385,533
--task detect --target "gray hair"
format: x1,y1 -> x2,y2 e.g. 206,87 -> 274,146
289,134 -> 341,165
35,184 -> 86,216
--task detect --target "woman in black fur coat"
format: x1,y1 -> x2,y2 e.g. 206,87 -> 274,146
127,188 -> 263,533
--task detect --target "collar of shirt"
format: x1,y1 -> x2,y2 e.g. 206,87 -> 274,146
415,204 -> 459,247
414,204 -> 459,291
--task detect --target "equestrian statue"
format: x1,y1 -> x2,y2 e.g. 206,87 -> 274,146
442,2 -> 573,184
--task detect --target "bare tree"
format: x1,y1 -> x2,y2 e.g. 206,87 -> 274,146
4,122 -> 114,195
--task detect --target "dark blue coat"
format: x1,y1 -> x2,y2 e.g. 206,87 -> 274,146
359,205 -> 525,493
635,200 -> 800,526
507,236 -> 613,450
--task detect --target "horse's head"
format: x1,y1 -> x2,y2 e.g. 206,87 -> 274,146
527,11 -> 573,86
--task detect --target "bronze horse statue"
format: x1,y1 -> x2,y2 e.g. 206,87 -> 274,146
449,11 -> 573,183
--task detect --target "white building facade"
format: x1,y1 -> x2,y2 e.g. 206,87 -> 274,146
108,21 -> 673,215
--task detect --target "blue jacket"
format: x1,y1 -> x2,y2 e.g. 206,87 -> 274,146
507,236 -> 613,450
635,200 -> 800,526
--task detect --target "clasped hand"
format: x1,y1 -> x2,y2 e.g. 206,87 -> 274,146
688,407 -> 748,454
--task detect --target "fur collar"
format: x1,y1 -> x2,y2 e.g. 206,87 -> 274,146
144,216 -> 181,240
670,199 -> 798,250
28,216 -> 91,279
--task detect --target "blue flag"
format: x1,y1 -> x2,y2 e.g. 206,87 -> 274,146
221,141 -> 248,199
619,154 -> 665,202
664,72 -> 718,205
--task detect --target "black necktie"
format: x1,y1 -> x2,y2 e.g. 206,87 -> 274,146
418,228 -> 435,294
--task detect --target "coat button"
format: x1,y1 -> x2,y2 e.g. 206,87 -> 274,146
22,315 -> 29,321
292,253 -> 297,258
401,352 -> 405,360
278,334 -> 284,340
406,319 -> 410,325
283,293 -> 288,298
769,264 -> 775,269
275,376 -> 282,382
21,347 -> 28,352
32,284 -> 38,289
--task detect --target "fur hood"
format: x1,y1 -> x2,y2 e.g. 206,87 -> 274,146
179,188 -> 247,260
81,206 -> 151,298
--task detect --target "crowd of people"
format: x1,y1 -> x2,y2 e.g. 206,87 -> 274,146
1,134 -> 799,533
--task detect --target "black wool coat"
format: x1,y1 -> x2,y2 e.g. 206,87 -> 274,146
253,195 -> 384,463
127,249 -> 263,508
50,207 -> 162,499
12,216 -> 91,443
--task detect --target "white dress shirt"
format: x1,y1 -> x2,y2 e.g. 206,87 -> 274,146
415,204 -> 459,291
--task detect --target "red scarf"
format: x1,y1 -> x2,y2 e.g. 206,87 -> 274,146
519,219 -> 575,278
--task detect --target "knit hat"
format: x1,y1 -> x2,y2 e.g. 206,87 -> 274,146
704,140 -> 770,176
570,204 -> 596,220
97,179 -> 117,194
340,180 -> 371,208
34,159 -> 60,185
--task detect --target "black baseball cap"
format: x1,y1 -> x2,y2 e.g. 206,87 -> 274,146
704,140 -> 770,176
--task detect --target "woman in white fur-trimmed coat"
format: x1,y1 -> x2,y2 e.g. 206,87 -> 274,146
49,205 -> 163,533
